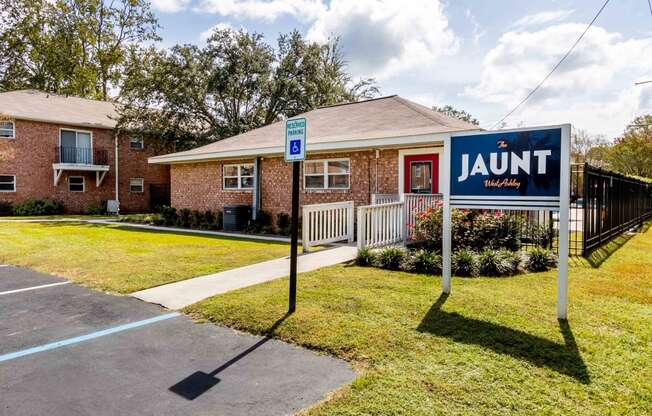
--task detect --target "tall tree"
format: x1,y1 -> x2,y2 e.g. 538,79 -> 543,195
571,127 -> 609,164
432,105 -> 480,126
117,28 -> 379,150
605,115 -> 652,178
0,0 -> 159,99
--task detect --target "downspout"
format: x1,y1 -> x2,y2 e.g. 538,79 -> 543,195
252,157 -> 262,220
114,132 -> 120,214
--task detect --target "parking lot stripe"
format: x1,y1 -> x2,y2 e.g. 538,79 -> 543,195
0,312 -> 181,363
0,281 -> 71,296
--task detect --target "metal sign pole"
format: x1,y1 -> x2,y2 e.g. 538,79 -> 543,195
288,161 -> 300,313
284,117 -> 306,313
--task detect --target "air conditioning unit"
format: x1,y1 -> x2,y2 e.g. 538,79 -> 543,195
107,200 -> 120,214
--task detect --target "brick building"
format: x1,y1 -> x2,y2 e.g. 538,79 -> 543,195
0,90 -> 170,213
149,95 -> 481,220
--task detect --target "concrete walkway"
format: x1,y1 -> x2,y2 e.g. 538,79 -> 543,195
132,245 -> 358,310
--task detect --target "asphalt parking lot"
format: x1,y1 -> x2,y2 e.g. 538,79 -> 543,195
0,265 -> 355,416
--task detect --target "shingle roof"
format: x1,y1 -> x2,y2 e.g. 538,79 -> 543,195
151,95 -> 480,163
0,90 -> 118,129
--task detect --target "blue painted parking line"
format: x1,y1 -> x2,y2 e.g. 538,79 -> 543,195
0,312 -> 181,363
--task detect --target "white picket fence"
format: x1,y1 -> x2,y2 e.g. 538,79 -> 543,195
357,201 -> 406,249
404,193 -> 443,232
302,201 -> 355,252
370,193 -> 401,204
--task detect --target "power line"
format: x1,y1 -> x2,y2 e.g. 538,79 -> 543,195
491,0 -> 612,129
648,0 -> 652,19
635,80 -> 652,85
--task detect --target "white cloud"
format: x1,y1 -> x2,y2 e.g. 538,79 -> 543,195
195,0 -> 326,21
512,9 -> 574,28
151,0 -> 191,13
465,8 -> 486,45
306,0 -> 459,80
466,24 -> 652,136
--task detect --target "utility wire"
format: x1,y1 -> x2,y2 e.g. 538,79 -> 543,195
491,0 -> 612,129
648,0 -> 652,19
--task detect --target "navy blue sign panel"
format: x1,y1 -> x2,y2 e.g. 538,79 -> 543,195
450,127 -> 562,210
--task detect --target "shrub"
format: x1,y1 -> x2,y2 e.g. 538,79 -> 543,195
246,210 -> 273,234
202,211 -> 216,230
177,208 -> 191,228
527,223 -> 554,248
413,207 -> 522,252
499,250 -> 522,276
190,210 -> 205,229
477,249 -> 511,277
276,212 -> 291,236
452,249 -> 478,277
85,201 -> 106,215
159,206 -> 178,226
13,198 -> 64,216
356,247 -> 376,267
404,250 -> 442,275
376,247 -> 406,270
0,201 -> 13,216
525,247 -> 558,272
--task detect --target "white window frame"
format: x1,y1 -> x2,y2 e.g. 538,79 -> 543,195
303,158 -> 351,190
69,176 -> 85,193
130,178 -> 144,193
0,121 -> 15,139
223,163 -> 254,190
130,136 -> 144,150
0,174 -> 16,192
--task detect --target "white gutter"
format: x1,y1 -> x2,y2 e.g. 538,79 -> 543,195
148,131 -> 479,165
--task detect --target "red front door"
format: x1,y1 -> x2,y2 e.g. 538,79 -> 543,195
404,154 -> 439,194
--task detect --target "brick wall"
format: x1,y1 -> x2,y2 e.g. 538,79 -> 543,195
169,148 -> 401,220
0,119 -> 169,213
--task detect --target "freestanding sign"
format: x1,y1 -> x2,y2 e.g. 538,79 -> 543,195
285,117 -> 307,313
442,125 -> 571,319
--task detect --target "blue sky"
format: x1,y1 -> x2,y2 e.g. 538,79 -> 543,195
150,0 -> 652,138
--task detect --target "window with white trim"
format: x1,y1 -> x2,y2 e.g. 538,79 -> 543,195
130,178 -> 144,193
130,136 -> 144,149
304,159 -> 350,190
0,121 -> 15,139
69,176 -> 85,192
223,163 -> 254,190
0,175 -> 16,192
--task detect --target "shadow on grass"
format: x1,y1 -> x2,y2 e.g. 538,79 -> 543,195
35,221 -> 289,246
417,293 -> 590,384
169,312 -> 293,400
584,221 -> 651,268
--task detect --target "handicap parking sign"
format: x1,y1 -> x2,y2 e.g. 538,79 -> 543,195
285,118 -> 306,162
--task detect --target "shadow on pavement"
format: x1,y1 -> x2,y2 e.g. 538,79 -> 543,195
169,312 -> 292,400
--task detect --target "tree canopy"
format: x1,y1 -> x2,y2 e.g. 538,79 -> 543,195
432,105 -> 479,126
0,0 -> 159,100
603,115 -> 652,178
117,29 -> 379,151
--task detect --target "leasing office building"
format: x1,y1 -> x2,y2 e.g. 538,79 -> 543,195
149,95 -> 481,220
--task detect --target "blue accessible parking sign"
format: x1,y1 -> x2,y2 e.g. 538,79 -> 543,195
285,118 -> 306,162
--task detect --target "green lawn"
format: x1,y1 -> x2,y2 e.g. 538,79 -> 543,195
0,215 -> 116,220
186,226 -> 652,415
0,222 -> 290,293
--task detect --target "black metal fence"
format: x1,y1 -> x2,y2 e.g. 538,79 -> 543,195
502,163 -> 651,256
581,163 -> 652,255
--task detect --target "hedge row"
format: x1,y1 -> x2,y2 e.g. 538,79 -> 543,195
356,246 -> 558,277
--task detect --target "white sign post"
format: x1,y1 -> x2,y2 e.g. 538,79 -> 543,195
443,124 -> 571,319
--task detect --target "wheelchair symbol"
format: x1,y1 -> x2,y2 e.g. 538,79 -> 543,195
290,140 -> 302,155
